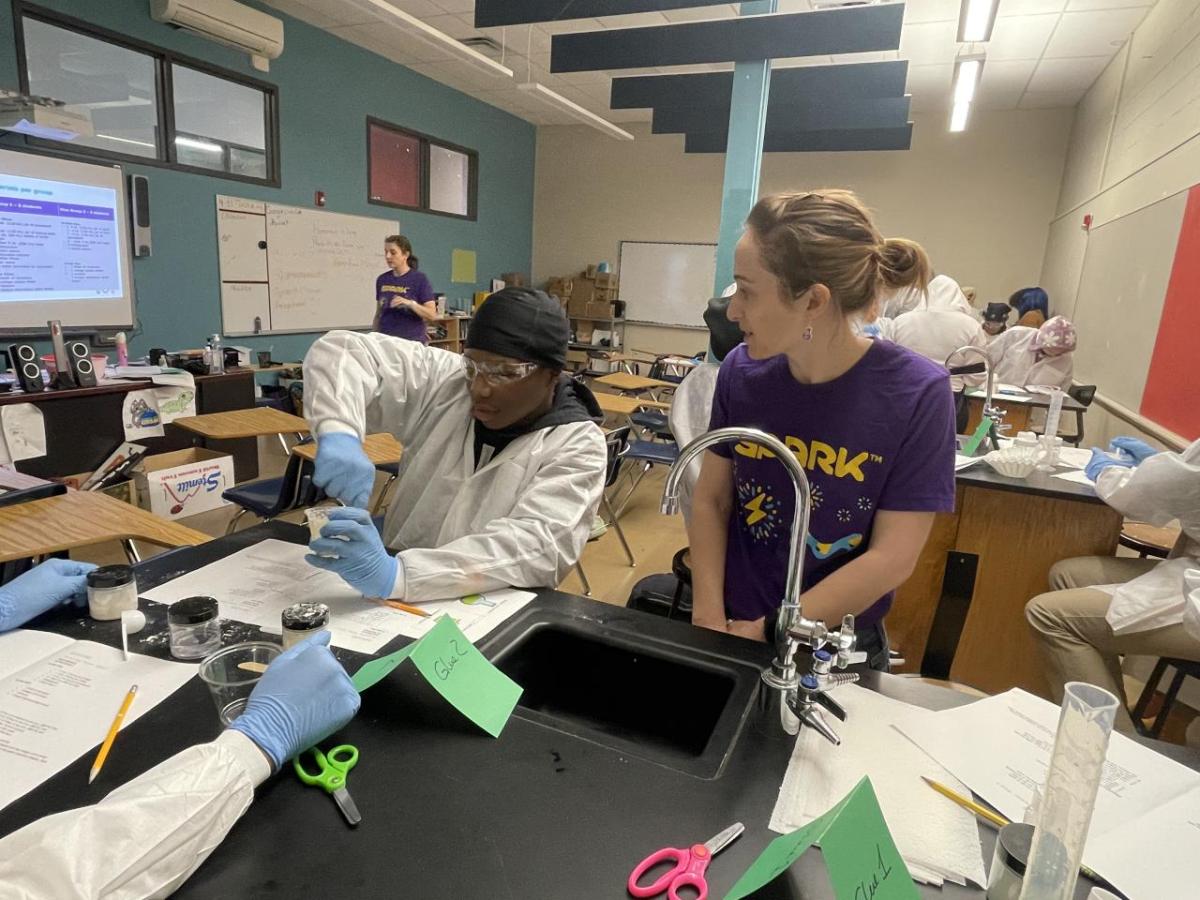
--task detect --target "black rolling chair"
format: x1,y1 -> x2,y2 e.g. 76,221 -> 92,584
1063,383 -> 1097,446
222,438 -> 326,534
574,427 -> 636,596
1131,657 -> 1200,738
373,461 -> 399,515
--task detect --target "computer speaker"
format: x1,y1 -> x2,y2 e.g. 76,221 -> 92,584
8,344 -> 44,393
128,174 -> 151,258
66,340 -> 98,388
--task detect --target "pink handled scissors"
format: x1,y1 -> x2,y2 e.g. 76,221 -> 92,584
627,822 -> 744,900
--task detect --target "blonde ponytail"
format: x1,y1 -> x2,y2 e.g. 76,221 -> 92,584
878,238 -> 931,293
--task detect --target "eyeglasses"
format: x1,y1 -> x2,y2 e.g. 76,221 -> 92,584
462,357 -> 540,385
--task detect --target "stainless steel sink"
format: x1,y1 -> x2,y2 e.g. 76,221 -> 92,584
485,606 -> 763,779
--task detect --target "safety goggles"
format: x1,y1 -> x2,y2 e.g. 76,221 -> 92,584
462,357 -> 540,385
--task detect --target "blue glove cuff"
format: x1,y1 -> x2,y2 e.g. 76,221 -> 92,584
229,695 -> 293,770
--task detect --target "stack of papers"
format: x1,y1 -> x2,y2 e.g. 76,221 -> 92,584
141,540 -> 536,653
895,689 -> 1200,900
769,685 -> 987,888
0,630 -> 195,812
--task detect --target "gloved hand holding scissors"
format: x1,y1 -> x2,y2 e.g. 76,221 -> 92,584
305,507 -> 400,599
230,631 -> 360,769
0,559 -> 98,633
312,433 -> 375,510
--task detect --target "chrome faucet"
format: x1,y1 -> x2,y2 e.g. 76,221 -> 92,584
945,345 -> 1005,452
661,427 -> 857,744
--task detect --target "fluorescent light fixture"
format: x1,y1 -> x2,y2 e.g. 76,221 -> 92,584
175,135 -> 223,153
517,82 -> 634,141
953,58 -> 982,105
958,0 -> 999,43
949,100 -> 971,132
359,0 -> 514,79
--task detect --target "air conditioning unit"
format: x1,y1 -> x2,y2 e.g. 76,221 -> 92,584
149,0 -> 284,71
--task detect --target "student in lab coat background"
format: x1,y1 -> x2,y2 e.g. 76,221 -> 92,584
0,561 -> 361,896
303,288 -> 608,602
877,251 -> 972,319
986,315 -> 1076,390
1009,286 -> 1049,328
1026,437 -> 1200,737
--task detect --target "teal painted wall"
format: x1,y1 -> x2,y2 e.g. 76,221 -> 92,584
0,0 -> 536,361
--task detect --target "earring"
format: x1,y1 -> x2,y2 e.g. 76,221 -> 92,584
802,326 -> 814,341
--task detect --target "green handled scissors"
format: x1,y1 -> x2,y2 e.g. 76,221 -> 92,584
293,744 -> 361,827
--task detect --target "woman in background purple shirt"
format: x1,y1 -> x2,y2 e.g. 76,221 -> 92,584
689,190 -> 957,670
373,234 -> 437,343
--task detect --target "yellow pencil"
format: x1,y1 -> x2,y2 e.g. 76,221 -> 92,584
89,684 -> 138,784
381,599 -> 431,618
921,777 -> 1105,884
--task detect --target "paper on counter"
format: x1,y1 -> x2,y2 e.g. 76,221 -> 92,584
141,539 -> 536,654
894,688 -> 1200,900
1057,446 -> 1093,470
0,403 -> 46,461
0,630 -> 196,812
954,454 -> 982,471
1052,469 -> 1094,486
770,685 -> 987,887
152,385 -> 197,424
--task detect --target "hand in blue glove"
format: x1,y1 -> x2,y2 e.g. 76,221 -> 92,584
1085,447 -> 1136,482
312,433 -> 375,510
230,631 -> 360,769
0,559 -> 98,633
1109,436 -> 1160,464
305,507 -> 398,599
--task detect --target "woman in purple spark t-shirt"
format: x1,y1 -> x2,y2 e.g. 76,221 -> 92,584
372,234 -> 437,343
688,190 -> 957,671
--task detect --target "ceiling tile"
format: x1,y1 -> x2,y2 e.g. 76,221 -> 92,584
420,13 -> 477,39
1019,89 -> 1087,108
537,18 -> 605,34
899,20 -> 959,65
1027,55 -> 1111,92
264,0 -> 376,27
906,62 -> 954,98
597,13 -> 670,29
987,14 -> 1059,60
997,0 -> 1068,15
432,0 -> 475,12
976,58 -> 1037,108
1043,7 -> 1150,58
1065,0 -> 1154,9
901,0 -> 961,25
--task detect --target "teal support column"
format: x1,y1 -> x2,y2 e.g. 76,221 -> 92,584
712,0 -> 777,295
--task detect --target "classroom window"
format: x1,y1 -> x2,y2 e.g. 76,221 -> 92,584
367,117 -> 477,220
15,7 -> 279,186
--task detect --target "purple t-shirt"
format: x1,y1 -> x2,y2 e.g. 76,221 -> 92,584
709,341 -> 956,626
377,269 -> 434,342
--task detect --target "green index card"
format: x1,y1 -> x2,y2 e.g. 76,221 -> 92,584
351,615 -> 522,737
724,778 -> 918,900
960,416 -> 992,456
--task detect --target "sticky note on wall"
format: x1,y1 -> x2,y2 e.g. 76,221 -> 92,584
451,248 -> 477,284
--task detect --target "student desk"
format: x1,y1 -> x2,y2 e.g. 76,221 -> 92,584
0,371 -> 259,482
594,371 -> 675,396
889,465 -> 1122,697
290,433 -> 403,467
963,388 -> 1087,439
0,490 -> 209,564
171,407 -> 310,466
3,521 -> 1193,899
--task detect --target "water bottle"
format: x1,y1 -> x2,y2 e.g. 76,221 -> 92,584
208,334 -> 224,374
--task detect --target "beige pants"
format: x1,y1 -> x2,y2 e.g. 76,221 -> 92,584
1025,556 -> 1200,733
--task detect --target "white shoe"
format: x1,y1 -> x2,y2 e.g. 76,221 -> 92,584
590,515 -> 608,540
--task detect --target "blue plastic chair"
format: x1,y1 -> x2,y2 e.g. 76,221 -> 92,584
222,439 -> 325,534
574,427 -> 636,595
612,439 -> 680,519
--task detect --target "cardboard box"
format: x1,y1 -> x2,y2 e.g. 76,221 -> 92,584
593,272 -> 614,289
62,472 -> 137,506
135,448 -> 234,521
585,300 -> 614,319
574,320 -> 596,343
501,272 -> 527,288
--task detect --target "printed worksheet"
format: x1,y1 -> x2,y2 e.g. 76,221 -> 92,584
142,540 -> 536,652
0,630 -> 196,812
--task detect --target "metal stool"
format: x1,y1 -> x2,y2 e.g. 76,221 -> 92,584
1131,657 -> 1200,738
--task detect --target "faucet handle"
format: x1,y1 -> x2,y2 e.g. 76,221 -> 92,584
832,615 -> 857,668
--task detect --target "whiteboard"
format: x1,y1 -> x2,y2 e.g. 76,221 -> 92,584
617,241 -> 717,327
1071,191 -> 1186,412
215,195 -> 398,335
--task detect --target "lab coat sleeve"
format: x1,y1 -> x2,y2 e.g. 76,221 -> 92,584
398,424 -> 608,601
1024,352 -> 1073,390
1095,440 -> 1200,529
303,329 -> 464,444
0,730 -> 271,900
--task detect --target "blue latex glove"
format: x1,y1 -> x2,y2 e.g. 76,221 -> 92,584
861,322 -> 882,337
0,559 -> 97,633
312,433 -> 375,510
305,507 -> 399,599
1109,436 -> 1160,464
1085,447 -> 1136,481
230,631 -> 360,769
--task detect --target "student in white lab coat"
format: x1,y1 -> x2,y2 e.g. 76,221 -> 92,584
986,316 -> 1076,390
872,306 -> 988,392
302,288 -> 608,602
1026,437 -> 1200,734
0,561 -> 361,897
879,267 -> 972,319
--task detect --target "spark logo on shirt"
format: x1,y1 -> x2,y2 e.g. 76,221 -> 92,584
380,285 -> 411,297
733,436 -> 877,482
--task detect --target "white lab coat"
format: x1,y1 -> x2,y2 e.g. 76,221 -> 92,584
304,331 -> 607,602
985,326 -> 1074,390
1094,439 -> 1200,636
0,730 -> 269,899
879,273 -> 972,319
873,307 -> 988,391
667,362 -> 720,525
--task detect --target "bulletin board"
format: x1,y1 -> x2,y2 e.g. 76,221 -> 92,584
1070,184 -> 1200,440
215,195 -> 398,335
617,241 -> 717,328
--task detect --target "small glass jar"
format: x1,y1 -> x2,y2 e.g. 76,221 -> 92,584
281,602 -> 330,650
987,822 -> 1033,900
86,565 -> 138,621
168,596 -> 221,660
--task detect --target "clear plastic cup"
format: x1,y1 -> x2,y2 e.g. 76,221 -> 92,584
198,642 -> 281,726
305,506 -> 338,555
